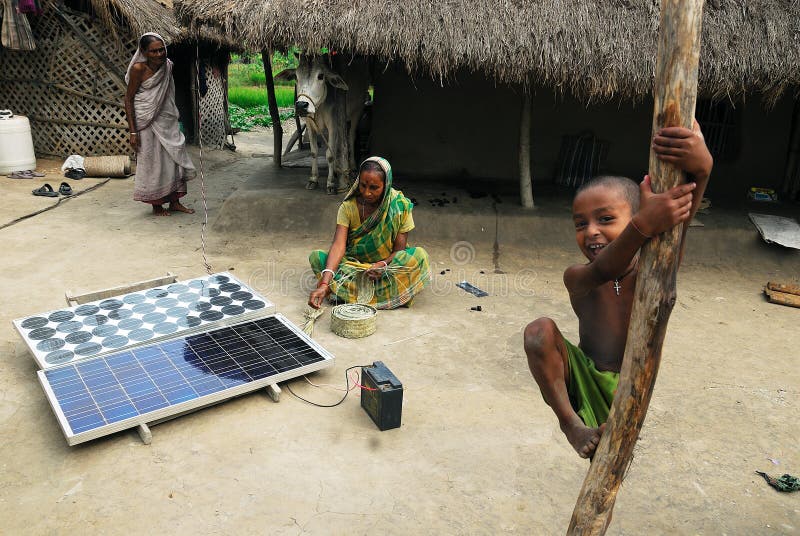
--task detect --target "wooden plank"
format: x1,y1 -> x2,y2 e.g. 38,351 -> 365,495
567,1 -> 705,533
65,273 -> 178,306
767,281 -> 800,297
765,288 -> 800,308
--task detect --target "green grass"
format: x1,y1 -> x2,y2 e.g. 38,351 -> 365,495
228,86 -> 295,109
228,51 -> 299,131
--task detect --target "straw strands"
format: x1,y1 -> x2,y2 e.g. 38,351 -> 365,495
176,0 -> 800,103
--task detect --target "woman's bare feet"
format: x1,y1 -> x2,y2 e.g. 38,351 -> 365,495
153,205 -> 171,216
169,201 -> 195,214
561,419 -> 605,459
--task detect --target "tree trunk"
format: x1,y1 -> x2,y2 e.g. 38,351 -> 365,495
262,49 -> 283,167
567,1 -> 705,534
519,92 -> 534,208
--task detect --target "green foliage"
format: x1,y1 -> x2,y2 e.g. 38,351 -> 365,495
229,104 -> 295,132
229,86 -> 295,108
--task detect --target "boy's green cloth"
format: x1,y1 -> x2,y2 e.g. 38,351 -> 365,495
564,337 -> 619,428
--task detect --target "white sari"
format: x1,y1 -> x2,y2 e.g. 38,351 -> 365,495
126,33 -> 195,203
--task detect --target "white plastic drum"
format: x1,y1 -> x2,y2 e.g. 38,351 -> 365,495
0,110 -> 37,174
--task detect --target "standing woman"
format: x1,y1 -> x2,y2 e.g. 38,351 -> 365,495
308,156 -> 430,310
124,33 -> 196,216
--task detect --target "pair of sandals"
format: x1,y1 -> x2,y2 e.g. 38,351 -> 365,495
32,182 -> 72,197
8,169 -> 45,179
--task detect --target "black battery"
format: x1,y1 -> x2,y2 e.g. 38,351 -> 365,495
360,361 -> 403,431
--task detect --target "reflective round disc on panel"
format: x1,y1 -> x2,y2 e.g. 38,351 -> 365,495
155,297 -> 179,309
190,301 -> 212,312
128,328 -> 154,341
48,310 -> 75,323
123,293 -> 146,304
99,299 -> 124,310
65,331 -> 93,344
199,310 -> 224,322
56,321 -> 83,333
37,338 -> 66,352
221,305 -> 246,316
142,312 -> 167,324
82,314 -> 108,327
29,327 -> 57,340
92,324 -> 118,337
145,288 -> 169,299
242,300 -> 266,310
167,283 -> 190,294
102,335 -> 129,349
74,304 -> 100,316
230,291 -> 253,301
210,296 -> 232,307
153,322 -> 178,335
166,306 -> 190,318
21,316 -> 49,329
209,275 -> 230,284
177,316 -> 202,328
219,283 -> 241,293
74,342 -> 102,356
118,318 -> 144,331
45,349 -> 74,364
108,309 -> 133,321
132,303 -> 156,315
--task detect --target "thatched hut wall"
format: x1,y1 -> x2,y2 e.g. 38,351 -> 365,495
370,63 -> 796,198
0,2 -> 232,159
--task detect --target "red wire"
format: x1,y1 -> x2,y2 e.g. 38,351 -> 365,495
350,370 -> 377,391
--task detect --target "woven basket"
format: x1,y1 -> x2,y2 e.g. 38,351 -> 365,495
330,304 -> 377,338
83,155 -> 131,177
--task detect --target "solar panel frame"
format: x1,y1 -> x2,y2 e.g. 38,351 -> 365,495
38,314 -> 335,446
14,272 -> 275,370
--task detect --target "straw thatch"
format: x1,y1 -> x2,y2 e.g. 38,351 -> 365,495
176,0 -> 800,102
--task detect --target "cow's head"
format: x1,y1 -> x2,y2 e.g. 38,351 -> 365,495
291,54 -> 349,118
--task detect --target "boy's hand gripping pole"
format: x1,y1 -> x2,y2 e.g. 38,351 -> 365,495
567,1 -> 705,534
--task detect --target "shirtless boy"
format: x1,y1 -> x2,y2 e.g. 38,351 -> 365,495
524,121 -> 713,458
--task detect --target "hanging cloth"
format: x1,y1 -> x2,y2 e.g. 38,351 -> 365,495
1,0 -> 36,51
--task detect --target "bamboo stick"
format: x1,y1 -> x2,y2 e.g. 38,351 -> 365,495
567,1 -> 705,533
262,49 -> 283,167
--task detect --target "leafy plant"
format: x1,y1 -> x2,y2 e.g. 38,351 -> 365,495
229,104 -> 295,131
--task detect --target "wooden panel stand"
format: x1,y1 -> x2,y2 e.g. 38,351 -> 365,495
65,272 -> 178,306
137,423 -> 152,445
266,384 -> 282,402
568,1 -> 705,534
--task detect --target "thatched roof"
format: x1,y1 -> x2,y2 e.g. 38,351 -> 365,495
59,0 -> 233,47
176,0 -> 800,102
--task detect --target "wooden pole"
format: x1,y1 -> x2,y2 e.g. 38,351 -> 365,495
782,100 -> 800,199
519,91 -> 534,208
262,49 -> 283,167
567,1 -> 705,533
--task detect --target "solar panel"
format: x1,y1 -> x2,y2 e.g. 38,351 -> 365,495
38,314 -> 334,445
14,272 -> 275,369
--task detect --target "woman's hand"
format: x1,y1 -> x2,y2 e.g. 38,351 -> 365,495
130,132 -> 140,151
365,261 -> 387,281
308,284 -> 330,309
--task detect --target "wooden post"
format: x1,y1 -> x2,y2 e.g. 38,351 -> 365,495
567,1 -> 705,534
782,100 -> 800,199
262,49 -> 283,167
519,91 -> 534,208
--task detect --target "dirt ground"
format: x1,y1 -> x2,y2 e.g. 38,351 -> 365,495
1,131 -> 798,535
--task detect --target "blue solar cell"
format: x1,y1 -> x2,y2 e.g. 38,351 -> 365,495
41,315 -> 331,445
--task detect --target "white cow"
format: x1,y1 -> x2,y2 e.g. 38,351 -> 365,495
292,54 -> 369,194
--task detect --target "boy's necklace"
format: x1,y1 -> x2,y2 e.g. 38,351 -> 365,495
613,259 -> 639,296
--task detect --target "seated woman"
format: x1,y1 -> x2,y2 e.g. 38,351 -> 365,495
308,157 -> 430,310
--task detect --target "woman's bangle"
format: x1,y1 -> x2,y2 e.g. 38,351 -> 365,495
321,268 -> 335,277
630,219 -> 652,239
317,281 -> 329,288
130,132 -> 138,136
378,260 -> 388,268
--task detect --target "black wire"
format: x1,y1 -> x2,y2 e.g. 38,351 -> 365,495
285,365 -> 372,408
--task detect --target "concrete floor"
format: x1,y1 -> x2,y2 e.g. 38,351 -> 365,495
1,133 -> 799,535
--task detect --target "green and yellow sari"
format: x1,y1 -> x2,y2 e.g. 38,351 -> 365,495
309,157 -> 430,309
